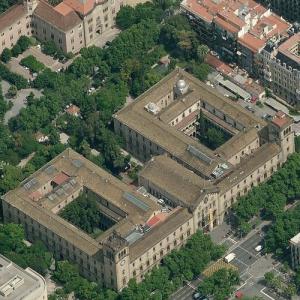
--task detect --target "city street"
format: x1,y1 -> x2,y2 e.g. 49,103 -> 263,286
170,219 -> 288,300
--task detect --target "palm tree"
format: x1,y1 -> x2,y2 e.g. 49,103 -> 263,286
197,44 -> 210,63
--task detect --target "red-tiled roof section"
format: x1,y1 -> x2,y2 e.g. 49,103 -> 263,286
146,212 -> 168,227
54,2 -> 74,16
238,33 -> 265,53
63,0 -> 94,16
0,4 -> 26,32
52,172 -> 70,185
272,111 -> 292,128
34,0 -> 82,32
66,104 -> 80,115
205,54 -> 233,75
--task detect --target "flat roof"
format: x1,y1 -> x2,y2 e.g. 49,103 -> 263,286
278,33 -> 300,65
216,76 -> 251,100
265,98 -> 300,122
291,232 -> 300,245
0,254 -> 45,300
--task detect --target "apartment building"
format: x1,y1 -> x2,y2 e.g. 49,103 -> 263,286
260,33 -> 300,104
0,0 -> 121,54
0,254 -> 47,300
2,69 -> 294,291
180,0 -> 291,75
259,0 -> 300,23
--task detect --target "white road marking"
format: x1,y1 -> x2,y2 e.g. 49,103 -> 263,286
260,287 -> 275,300
228,237 -> 237,244
234,256 -> 249,267
187,282 -> 196,290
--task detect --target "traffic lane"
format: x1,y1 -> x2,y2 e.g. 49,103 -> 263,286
239,232 -> 263,256
170,277 -> 202,300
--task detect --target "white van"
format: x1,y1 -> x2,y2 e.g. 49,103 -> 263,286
224,253 -> 236,263
255,245 -> 262,252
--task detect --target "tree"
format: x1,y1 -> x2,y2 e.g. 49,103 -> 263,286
197,44 -> 209,63
17,36 -> 32,52
1,48 -> 12,63
11,44 -> 22,57
116,6 -> 136,30
7,85 -> 17,98
198,268 -> 240,300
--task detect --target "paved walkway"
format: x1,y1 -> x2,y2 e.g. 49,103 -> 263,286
2,80 -> 42,124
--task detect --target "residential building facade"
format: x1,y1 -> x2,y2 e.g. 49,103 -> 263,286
260,33 -> 300,104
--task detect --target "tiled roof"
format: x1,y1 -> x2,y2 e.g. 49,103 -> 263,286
0,4 -> 26,32
34,0 -> 82,32
63,0 -> 94,16
238,33 -> 265,53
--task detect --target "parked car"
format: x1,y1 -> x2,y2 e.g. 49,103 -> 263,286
246,105 -> 255,113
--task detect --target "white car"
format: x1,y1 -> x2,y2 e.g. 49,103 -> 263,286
255,245 -> 263,252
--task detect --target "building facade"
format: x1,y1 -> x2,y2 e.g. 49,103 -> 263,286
0,0 -> 121,54
0,254 -> 47,300
260,33 -> 300,105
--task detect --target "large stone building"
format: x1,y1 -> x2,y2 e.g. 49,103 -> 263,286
260,33 -> 300,105
114,68 -> 294,229
0,254 -> 47,300
180,0 -> 291,75
0,0 -> 121,54
2,69 -> 294,292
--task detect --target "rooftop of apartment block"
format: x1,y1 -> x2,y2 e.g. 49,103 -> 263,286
181,0 -> 290,53
277,32 -> 300,67
0,254 -> 45,300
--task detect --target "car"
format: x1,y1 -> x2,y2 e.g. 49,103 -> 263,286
255,245 -> 263,252
245,105 -> 255,113
157,199 -> 165,205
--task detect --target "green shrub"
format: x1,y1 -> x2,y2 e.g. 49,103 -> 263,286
20,55 -> 45,73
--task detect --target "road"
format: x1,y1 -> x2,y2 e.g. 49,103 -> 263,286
170,220 -> 287,300
171,277 -> 202,300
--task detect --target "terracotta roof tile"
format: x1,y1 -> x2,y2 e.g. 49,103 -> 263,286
63,0 -> 94,15
0,4 -> 26,32
34,0 -> 82,32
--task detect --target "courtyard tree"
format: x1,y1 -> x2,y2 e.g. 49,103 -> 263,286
7,85 -> 18,98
